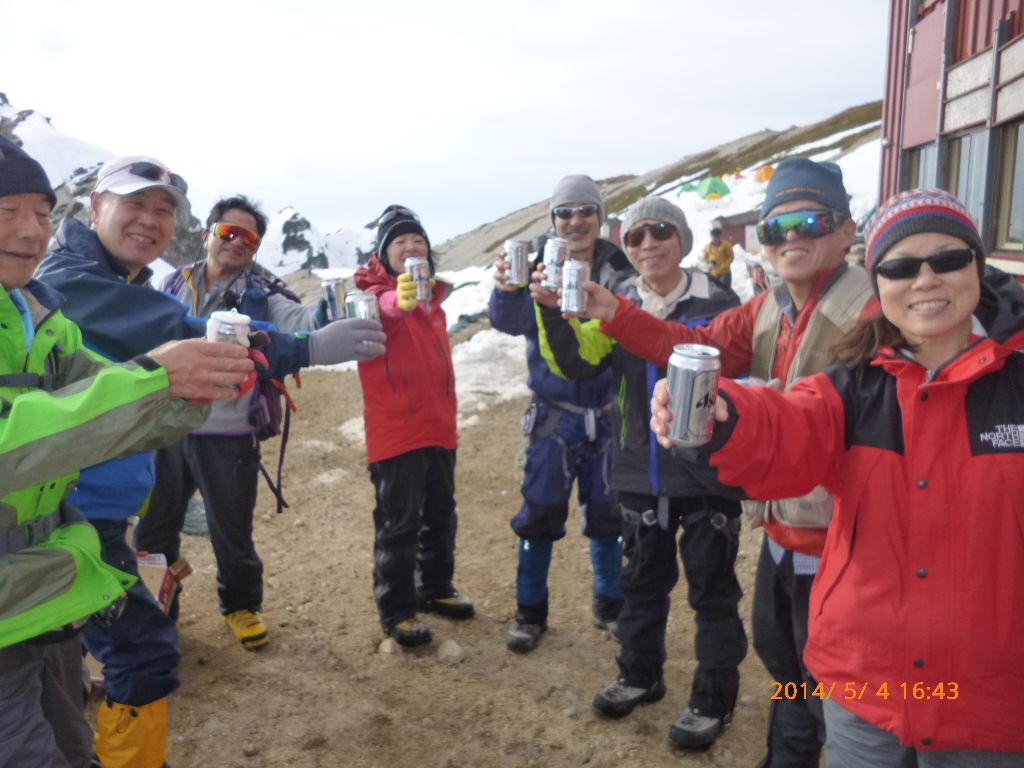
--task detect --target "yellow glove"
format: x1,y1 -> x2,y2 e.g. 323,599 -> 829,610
396,272 -> 419,312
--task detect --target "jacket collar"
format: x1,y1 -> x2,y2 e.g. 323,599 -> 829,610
52,216 -> 154,285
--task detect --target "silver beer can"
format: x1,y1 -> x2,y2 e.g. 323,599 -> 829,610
405,257 -> 432,301
504,239 -> 531,287
321,279 -> 345,321
666,344 -> 721,447
541,237 -> 569,289
206,310 -> 251,346
344,291 -> 380,321
560,259 -> 589,315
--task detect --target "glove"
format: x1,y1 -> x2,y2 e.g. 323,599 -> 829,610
308,317 -> 386,364
314,297 -> 331,328
396,272 -> 419,312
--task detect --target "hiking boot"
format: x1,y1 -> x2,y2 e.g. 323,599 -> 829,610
592,593 -> 623,642
420,592 -> 475,620
506,621 -> 546,653
224,610 -> 269,650
384,617 -> 433,647
593,677 -> 666,718
669,707 -> 730,750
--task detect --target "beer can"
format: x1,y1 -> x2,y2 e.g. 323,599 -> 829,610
344,291 -> 380,321
405,257 -> 432,301
666,344 -> 721,447
541,237 -> 569,289
207,310 -> 251,346
320,279 -> 345,321
560,259 -> 589,315
504,239 -> 531,287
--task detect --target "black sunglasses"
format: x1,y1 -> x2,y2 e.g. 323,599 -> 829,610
377,206 -> 419,228
553,205 -> 598,220
874,248 -> 975,281
124,161 -> 189,194
623,222 -> 676,248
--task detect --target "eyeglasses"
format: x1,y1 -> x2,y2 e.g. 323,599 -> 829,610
210,222 -> 261,251
874,248 -> 975,281
755,209 -> 844,246
623,222 -> 676,248
377,206 -> 419,228
553,205 -> 599,220
119,161 -> 189,195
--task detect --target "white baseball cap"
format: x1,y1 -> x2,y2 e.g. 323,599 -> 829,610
94,155 -> 189,211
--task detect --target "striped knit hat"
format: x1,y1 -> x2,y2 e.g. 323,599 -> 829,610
865,188 -> 985,279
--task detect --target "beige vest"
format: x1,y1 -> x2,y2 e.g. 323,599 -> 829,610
743,265 -> 873,527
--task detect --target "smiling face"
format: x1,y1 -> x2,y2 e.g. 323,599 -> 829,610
204,207 -> 260,281
90,187 -> 177,278
385,233 -> 429,274
762,198 -> 853,289
0,193 -> 53,292
877,232 -> 980,364
624,218 -> 683,293
554,202 -> 599,255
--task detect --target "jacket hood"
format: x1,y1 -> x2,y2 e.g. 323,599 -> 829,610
356,255 -> 396,290
975,266 -> 1024,344
39,217 -> 148,285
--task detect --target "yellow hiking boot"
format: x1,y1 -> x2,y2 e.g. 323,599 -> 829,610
224,609 -> 269,650
94,697 -> 168,768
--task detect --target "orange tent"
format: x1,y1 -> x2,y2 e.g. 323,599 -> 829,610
754,165 -> 775,183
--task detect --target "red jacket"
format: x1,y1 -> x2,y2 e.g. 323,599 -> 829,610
601,268 -> 877,555
709,315 -> 1024,751
354,257 -> 457,463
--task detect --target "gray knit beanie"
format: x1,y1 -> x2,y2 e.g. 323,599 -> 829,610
620,196 -> 693,256
549,174 -> 606,223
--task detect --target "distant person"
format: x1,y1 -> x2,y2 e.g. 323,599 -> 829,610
651,188 -> 1024,766
353,205 -> 474,647
137,195 -> 351,652
0,136 -> 252,768
37,158 -> 383,764
576,158 -> 876,767
703,226 -> 733,288
489,175 -> 635,653
536,196 -> 747,750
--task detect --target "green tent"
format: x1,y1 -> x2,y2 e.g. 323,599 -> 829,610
679,180 -> 699,192
696,176 -> 731,200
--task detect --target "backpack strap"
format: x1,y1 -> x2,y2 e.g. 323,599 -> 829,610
256,375 -> 300,514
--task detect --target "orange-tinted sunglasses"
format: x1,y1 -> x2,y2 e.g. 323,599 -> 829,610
210,222 -> 261,251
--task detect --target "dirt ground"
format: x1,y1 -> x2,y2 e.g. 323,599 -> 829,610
99,329 -> 782,767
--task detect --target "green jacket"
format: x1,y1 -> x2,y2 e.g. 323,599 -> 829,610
0,280 -> 207,648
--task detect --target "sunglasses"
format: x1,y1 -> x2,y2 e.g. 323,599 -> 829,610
378,206 -> 420,228
120,161 -> 189,195
874,248 -> 975,281
553,205 -> 599,220
623,222 -> 676,248
210,222 -> 261,251
755,209 -> 844,246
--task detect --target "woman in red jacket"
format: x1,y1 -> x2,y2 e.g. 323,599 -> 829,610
652,189 -> 1024,765
354,206 -> 474,647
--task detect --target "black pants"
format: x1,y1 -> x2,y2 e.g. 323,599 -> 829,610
136,434 -> 263,616
370,447 -> 458,628
616,492 -> 747,719
752,536 -> 824,768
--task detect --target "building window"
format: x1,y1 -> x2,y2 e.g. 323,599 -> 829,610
995,120 -> 1024,252
905,142 -> 938,189
946,130 -> 988,225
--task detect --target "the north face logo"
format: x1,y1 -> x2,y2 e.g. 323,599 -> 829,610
978,424 -> 1024,449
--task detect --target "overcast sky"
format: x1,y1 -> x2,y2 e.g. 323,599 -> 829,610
2,0 -> 889,242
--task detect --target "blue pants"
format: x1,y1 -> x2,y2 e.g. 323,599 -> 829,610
81,518 -> 180,707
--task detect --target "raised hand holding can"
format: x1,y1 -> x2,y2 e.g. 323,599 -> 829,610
666,344 -> 721,447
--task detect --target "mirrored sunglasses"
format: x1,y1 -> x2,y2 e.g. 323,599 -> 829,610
623,222 -> 676,248
755,209 -> 843,246
874,248 -> 974,281
553,204 -> 599,220
122,161 -> 189,195
210,222 -> 261,250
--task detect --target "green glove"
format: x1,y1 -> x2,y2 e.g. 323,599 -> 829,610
396,273 -> 419,312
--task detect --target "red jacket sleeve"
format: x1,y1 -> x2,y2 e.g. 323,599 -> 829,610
599,294 -> 762,378
710,373 -> 845,500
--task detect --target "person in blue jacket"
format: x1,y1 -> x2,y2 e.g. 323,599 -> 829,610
35,155 -> 385,767
489,174 -> 634,652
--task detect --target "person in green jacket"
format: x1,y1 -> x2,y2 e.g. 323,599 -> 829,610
0,135 -> 253,768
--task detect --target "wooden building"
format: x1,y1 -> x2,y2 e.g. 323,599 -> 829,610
879,0 -> 1024,274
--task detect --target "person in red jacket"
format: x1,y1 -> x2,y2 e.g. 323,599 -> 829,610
652,188 -> 1024,765
353,205 -> 474,647
579,159 -> 876,766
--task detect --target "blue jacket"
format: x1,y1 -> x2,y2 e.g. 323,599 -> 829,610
488,237 -> 634,409
34,217 -> 311,520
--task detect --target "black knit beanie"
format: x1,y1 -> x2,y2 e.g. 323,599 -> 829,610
0,135 -> 56,206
